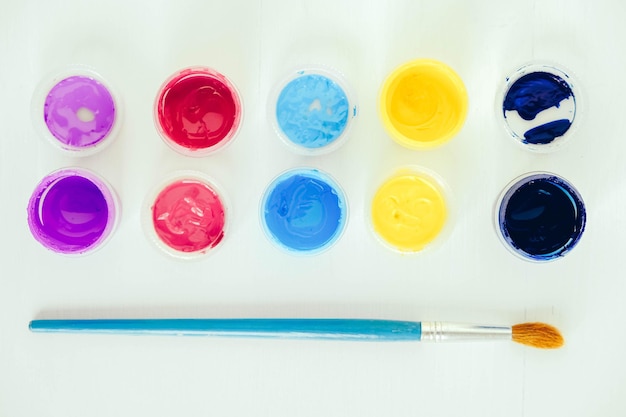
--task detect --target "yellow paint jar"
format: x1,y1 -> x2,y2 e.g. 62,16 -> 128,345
379,59 -> 468,149
371,167 -> 449,253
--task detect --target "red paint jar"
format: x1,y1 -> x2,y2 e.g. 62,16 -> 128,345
155,67 -> 243,156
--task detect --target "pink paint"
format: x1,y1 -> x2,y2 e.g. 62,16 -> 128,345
151,179 -> 226,253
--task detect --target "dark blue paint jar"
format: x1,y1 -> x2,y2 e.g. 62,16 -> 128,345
496,172 -> 586,262
501,64 -> 579,152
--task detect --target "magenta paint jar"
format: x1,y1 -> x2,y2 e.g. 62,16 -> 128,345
32,67 -> 122,156
27,168 -> 120,255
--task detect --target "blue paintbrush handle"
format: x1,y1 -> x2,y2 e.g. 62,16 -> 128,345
29,318 -> 423,341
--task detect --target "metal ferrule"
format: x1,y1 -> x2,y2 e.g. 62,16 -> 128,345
421,322 -> 512,342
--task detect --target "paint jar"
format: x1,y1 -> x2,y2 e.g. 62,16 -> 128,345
270,67 -> 357,155
27,168 -> 120,255
260,168 -> 348,255
31,66 -> 122,156
154,67 -> 243,157
500,63 -> 580,152
495,172 -> 586,262
143,171 -> 229,260
378,59 -> 468,149
370,166 -> 452,253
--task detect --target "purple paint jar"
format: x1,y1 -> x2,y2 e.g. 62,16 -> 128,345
27,168 -> 120,255
32,67 -> 121,155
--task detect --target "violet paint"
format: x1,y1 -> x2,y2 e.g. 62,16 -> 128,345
43,75 -> 116,149
27,169 -> 118,255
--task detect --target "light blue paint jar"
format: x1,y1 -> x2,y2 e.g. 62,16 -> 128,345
270,67 -> 357,155
260,168 -> 348,255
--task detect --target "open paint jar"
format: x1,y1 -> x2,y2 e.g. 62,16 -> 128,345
370,167 -> 451,253
379,59 -> 468,149
32,67 -> 122,156
270,67 -> 357,155
495,172 -> 586,262
154,67 -> 243,156
260,168 -> 348,255
143,171 -> 228,260
500,63 -> 579,152
27,168 -> 120,255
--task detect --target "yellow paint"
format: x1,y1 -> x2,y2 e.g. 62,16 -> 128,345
379,59 -> 468,149
371,171 -> 447,252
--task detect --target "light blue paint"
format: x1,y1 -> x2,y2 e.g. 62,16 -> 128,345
276,74 -> 349,149
29,318 -> 423,341
262,169 -> 346,254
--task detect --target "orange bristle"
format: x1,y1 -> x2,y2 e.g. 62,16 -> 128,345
512,322 -> 564,349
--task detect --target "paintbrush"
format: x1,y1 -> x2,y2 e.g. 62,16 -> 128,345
28,318 -> 564,349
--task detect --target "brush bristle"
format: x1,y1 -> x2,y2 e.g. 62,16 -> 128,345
512,322 -> 564,349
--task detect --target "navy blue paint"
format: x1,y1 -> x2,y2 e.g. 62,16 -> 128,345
499,175 -> 585,261
29,318 -> 423,341
503,72 -> 573,120
523,119 -> 572,144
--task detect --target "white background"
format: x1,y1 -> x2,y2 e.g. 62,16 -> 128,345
1,1 -> 624,416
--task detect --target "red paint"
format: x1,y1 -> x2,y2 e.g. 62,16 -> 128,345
156,68 -> 241,152
152,179 -> 226,253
